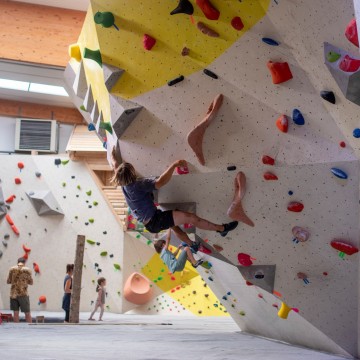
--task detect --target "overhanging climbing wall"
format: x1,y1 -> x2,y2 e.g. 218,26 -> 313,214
66,0 -> 360,357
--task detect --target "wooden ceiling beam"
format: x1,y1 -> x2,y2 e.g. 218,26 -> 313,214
0,98 -> 84,124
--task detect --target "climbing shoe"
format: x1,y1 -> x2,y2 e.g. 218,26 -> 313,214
192,260 -> 204,268
217,221 -> 238,237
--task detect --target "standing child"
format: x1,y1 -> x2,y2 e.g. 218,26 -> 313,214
88,277 -> 106,321
154,229 -> 203,273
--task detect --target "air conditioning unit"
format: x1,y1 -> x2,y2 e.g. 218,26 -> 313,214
15,118 -> 58,153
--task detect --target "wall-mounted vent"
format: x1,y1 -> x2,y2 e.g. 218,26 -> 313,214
15,119 -> 58,153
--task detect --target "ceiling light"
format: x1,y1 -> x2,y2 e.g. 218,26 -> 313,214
29,83 -> 68,97
0,78 -> 29,91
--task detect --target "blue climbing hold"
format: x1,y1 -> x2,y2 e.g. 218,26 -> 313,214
288,190 -> 293,196
88,123 -> 96,131
292,109 -> 305,125
353,128 -> 360,138
262,37 -> 279,46
330,168 -> 348,179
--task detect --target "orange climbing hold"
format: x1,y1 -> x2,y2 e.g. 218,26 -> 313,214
11,225 -> 20,235
267,61 -> 293,84
276,115 -> 289,133
263,172 -> 278,180
6,214 -> 14,226
196,0 -> 219,20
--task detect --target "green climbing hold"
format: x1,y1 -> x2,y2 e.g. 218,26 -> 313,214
99,122 -> 113,134
100,251 -> 108,256
114,263 -> 121,270
136,234 -> 141,239
61,160 -> 69,165
87,239 -> 96,245
80,105 -> 86,111
62,182 -> 66,187
94,11 -> 115,28
157,276 -> 163,281
74,216 -> 78,220
326,51 -> 341,63
77,185 -> 81,190
84,48 -> 102,67
86,190 -> 92,196
117,291 -> 121,296
146,240 -> 152,245
239,311 -> 246,316
160,268 -> 165,272
92,279 -> 95,284
89,218 -> 94,223
93,201 -> 98,206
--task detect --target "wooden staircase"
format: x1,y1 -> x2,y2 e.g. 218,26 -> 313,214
101,186 -> 128,229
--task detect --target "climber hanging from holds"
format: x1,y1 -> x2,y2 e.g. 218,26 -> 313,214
111,161 -> 238,237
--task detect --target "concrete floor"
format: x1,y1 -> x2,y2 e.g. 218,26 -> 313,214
0,312 -> 351,360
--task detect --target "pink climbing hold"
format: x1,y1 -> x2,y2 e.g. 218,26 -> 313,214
267,61 -> 293,84
196,0 -> 220,20
262,155 -> 275,165
339,54 -> 360,72
287,202 -> 304,212
345,19 -> 359,48
237,253 -> 253,267
231,16 -> 244,31
276,115 -> 289,133
263,172 -> 278,180
143,34 -> 156,50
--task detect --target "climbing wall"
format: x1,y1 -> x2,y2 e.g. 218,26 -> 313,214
0,154 -> 124,314
67,0 -> 360,357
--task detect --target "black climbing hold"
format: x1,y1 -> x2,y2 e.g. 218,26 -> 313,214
71,176 -> 75,179
25,215 -> 27,219
168,75 -> 184,86
44,229 -> 47,232
21,198 -> 24,201
6,205 -> 10,210
63,196 -> 66,199
227,166 -> 236,171
170,0 -> 194,15
203,69 -> 218,79
76,195 -> 79,198
96,242 -> 100,246
4,234 -> 10,240
35,171 -> 41,178
103,231 -> 107,235
54,159 -> 61,166
88,205 -> 92,208
110,254 -> 114,258
94,263 -> 99,267
28,233 -> 31,236
3,241 -> 7,247
86,200 -> 89,203
320,90 -> 336,104
85,222 -> 89,226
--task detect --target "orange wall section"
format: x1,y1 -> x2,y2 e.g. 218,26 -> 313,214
0,0 -> 86,67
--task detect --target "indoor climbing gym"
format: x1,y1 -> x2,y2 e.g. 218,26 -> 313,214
0,0 -> 359,359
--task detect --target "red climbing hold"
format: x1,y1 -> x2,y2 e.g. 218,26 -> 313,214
199,245 -> 212,254
345,19 -> 359,48
14,178 -> 21,185
143,34 -> 156,51
287,202 -> 304,212
213,244 -> 223,252
245,281 -> 253,286
11,225 -> 20,235
262,155 -> 275,165
331,239 -> 359,256
237,253 -> 253,266
33,262 -> 40,274
276,115 -> 289,133
176,166 -> 189,175
196,0 -> 220,20
6,195 -> 16,203
267,61 -> 293,84
22,252 -> 28,260
339,141 -> 346,148
23,244 -> 31,253
339,54 -> 360,72
6,214 -> 14,225
38,295 -> 46,304
231,16 -> 244,31
263,172 -> 278,180
18,162 -> 24,170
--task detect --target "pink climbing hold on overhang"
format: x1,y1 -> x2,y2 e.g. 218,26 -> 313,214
231,16 -> 244,31
124,272 -> 153,305
345,19 -> 359,47
143,34 -> 156,50
276,115 -> 289,133
196,0 -> 220,20
263,172 -> 278,180
339,55 -> 360,72
267,61 -> 293,84
237,253 -> 253,266
287,202 -> 304,212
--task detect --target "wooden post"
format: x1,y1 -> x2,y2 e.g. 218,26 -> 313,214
69,235 -> 85,323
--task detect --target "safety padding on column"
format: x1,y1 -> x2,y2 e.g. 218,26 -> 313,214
73,61 -> 88,99
324,42 -> 360,106
83,85 -> 95,113
123,272 -> 153,305
109,95 -> 143,139
90,102 -> 99,123
237,265 -> 276,293
103,63 -> 124,92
